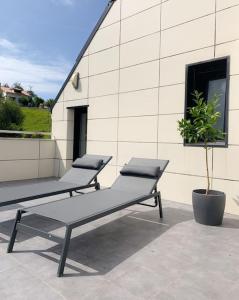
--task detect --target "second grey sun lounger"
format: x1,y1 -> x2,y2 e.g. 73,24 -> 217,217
0,154 -> 112,207
7,158 -> 169,277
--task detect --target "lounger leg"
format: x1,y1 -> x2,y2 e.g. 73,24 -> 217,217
57,226 -> 72,277
153,187 -> 159,207
154,195 -> 158,207
94,177 -> 100,190
158,192 -> 163,219
7,209 -> 22,253
69,191 -> 73,197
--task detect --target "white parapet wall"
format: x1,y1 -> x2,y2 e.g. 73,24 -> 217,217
0,138 -> 57,182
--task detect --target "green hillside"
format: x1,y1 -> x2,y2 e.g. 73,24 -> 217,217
21,108 -> 51,132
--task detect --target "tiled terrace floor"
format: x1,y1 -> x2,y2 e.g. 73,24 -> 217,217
0,179 -> 239,300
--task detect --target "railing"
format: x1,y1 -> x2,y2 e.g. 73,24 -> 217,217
0,130 -> 51,139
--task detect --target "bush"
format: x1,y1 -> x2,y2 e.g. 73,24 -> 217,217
0,99 -> 25,130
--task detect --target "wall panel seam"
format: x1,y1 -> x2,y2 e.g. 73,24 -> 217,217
216,3 -> 239,13
163,171 -> 239,183
121,2 -> 161,22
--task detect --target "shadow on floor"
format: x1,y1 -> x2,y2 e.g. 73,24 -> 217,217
3,201 -> 239,277
12,206 -> 194,276
0,213 -> 64,243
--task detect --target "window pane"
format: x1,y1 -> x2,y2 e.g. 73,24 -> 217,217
207,78 -> 226,132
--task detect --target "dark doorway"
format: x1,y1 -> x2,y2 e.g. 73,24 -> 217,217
73,106 -> 88,160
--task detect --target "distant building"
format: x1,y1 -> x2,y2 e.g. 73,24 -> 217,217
0,85 -> 31,102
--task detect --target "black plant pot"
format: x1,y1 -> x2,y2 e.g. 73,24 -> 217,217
192,189 -> 226,226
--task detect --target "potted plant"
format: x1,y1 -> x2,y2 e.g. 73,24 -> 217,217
178,91 -> 226,226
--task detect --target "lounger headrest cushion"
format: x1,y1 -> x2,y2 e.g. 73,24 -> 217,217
120,164 -> 161,179
72,158 -> 103,170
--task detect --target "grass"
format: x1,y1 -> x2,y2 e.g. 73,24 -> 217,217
21,108 -> 51,132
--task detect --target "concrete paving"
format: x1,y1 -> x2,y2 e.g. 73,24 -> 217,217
0,178 -> 239,300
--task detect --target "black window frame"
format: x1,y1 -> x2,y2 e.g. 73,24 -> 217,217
184,56 -> 230,148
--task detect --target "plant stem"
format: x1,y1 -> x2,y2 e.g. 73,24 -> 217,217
205,145 -> 210,195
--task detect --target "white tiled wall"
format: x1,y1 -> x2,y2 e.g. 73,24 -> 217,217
120,61 -> 159,92
216,40 -> 239,75
118,116 -> 158,143
121,0 -> 160,19
158,114 -> 183,143
88,118 -> 118,141
119,88 -> 158,117
228,75 -> 239,110
161,15 -> 215,57
217,0 -> 239,10
121,5 -> 161,43
89,22 -> 120,54
88,94 -> 118,119
52,0 -> 239,215
216,6 -> 239,44
89,46 -> 119,76
89,70 -> 119,97
161,0 -> 215,30
159,84 -> 185,114
120,33 -> 160,68
117,142 -> 157,166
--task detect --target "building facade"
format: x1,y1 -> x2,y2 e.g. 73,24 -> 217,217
52,0 -> 239,215
0,85 -> 31,102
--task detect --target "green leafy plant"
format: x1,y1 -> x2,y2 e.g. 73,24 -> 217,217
0,99 -> 25,130
178,91 -> 225,194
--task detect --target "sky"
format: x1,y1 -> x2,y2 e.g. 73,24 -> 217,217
0,0 -> 108,99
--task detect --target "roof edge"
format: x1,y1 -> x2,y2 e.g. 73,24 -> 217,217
55,0 -> 117,101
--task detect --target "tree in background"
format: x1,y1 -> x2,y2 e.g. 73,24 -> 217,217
32,96 -> 44,107
0,99 -> 25,130
18,96 -> 31,107
13,82 -> 23,90
27,89 -> 36,98
45,98 -> 56,113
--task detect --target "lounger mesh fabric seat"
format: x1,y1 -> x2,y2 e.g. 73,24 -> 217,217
0,181 -> 78,207
0,154 -> 112,207
7,158 -> 169,277
26,158 -> 168,224
27,189 -> 142,225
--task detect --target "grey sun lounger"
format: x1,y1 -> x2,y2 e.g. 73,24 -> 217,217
0,154 -> 112,207
7,158 -> 169,277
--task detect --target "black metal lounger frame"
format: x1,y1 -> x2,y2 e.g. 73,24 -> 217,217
7,159 -> 169,277
7,190 -> 162,277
